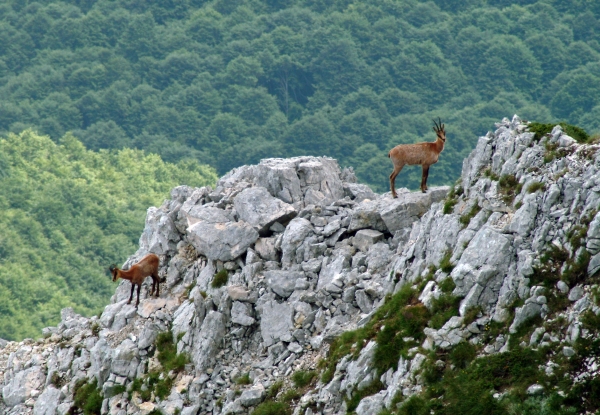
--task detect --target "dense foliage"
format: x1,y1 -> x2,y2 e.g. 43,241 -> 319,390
0,131 -> 216,340
1,0 -> 599,191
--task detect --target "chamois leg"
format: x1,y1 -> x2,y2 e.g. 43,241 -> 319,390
421,165 -> 430,193
136,284 -> 141,307
128,283 -> 135,304
153,273 -> 160,297
389,164 -> 404,198
149,278 -> 155,297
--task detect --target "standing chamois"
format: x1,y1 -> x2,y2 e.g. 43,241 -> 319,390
110,253 -> 161,307
388,119 -> 446,197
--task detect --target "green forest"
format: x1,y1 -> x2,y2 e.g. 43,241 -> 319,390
0,131 -> 216,340
1,0 -> 599,192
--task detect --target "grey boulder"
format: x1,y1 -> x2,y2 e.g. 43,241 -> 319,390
187,220 -> 259,261
234,187 -> 297,235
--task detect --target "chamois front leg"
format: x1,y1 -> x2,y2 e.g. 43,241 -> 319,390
421,165 -> 430,193
389,164 -> 404,198
128,282 -> 135,304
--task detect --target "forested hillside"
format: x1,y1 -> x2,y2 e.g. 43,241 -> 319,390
1,0 -> 599,192
0,131 -> 216,340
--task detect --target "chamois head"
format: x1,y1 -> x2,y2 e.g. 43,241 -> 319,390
432,118 -> 446,142
109,264 -> 118,281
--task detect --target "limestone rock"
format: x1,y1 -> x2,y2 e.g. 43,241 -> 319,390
187,220 -> 259,261
353,229 -> 384,252
2,366 -> 45,407
233,187 -> 297,235
265,270 -> 305,298
259,301 -> 294,347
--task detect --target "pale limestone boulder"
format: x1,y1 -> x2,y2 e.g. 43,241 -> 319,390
233,187 -> 297,235
2,366 -> 45,407
187,220 -> 259,261
259,300 -> 294,347
192,311 -> 227,371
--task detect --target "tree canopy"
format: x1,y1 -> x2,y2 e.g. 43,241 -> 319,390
0,0 -> 599,192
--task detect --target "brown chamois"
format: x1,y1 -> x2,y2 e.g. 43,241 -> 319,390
109,253 -> 161,307
388,119 -> 446,197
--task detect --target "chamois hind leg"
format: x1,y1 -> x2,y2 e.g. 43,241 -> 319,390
135,284 -> 141,307
153,273 -> 160,297
389,163 -> 404,199
149,277 -> 156,297
421,165 -> 430,193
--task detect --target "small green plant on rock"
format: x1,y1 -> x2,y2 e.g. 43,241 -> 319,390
526,181 -> 545,193
212,269 -> 229,288
498,174 -> 522,205
129,330 -> 191,403
459,203 -> 481,226
253,401 -> 291,415
235,373 -> 252,385
439,250 -> 455,274
483,167 -> 500,181
291,370 -> 316,388
73,378 -> 103,415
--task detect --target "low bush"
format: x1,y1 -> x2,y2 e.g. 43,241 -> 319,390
291,370 -> 316,388
73,379 -> 103,415
212,269 -> 229,288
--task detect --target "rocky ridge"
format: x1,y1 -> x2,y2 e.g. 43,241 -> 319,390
2,115 -> 600,414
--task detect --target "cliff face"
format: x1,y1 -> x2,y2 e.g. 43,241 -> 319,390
2,115 -> 600,415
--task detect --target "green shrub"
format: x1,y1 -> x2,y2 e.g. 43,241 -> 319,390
483,167 -> 500,181
253,401 -> 291,415
526,181 -> 545,193
397,395 -> 431,415
321,285 -> 425,383
235,373 -> 252,385
346,380 -> 385,412
459,203 -> 481,226
498,174 -> 522,205
73,379 -> 103,415
462,306 -> 482,326
438,277 -> 456,293
429,293 -> 461,330
443,198 -> 458,214
449,342 -> 477,369
265,381 -> 283,399
291,370 -> 316,388
212,269 -> 229,288
439,251 -> 455,274
155,331 -> 189,373
544,142 -> 559,163
281,389 -> 301,403
529,122 -> 589,143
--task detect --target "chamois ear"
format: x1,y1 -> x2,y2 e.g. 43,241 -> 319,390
109,264 -> 116,274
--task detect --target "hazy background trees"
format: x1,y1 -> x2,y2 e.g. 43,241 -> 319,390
1,0 -> 599,193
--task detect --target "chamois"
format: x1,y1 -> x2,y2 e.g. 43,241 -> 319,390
109,253 -> 161,308
388,119 -> 446,197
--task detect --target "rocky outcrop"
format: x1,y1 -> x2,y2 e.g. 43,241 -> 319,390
3,121 -> 600,415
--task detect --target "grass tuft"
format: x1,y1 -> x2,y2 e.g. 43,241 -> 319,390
212,269 -> 229,288
235,373 -> 252,385
527,181 -> 545,193
291,370 -> 316,388
459,203 -> 481,226
439,250 -> 455,274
